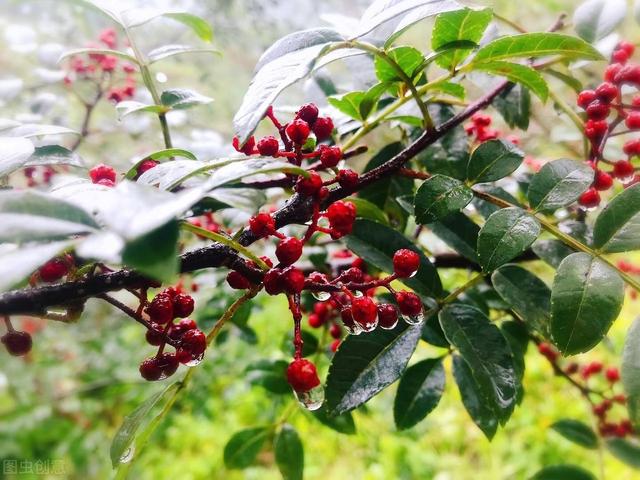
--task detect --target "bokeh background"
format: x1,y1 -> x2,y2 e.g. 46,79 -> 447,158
0,0 -> 638,478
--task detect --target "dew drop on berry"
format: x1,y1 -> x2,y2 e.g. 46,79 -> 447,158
402,311 -> 424,326
352,290 -> 364,298
119,446 -> 135,464
343,322 -> 363,336
183,352 -> 204,367
294,384 -> 324,411
380,316 -> 398,330
312,291 -> 331,301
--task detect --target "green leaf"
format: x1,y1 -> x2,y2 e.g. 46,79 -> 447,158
414,174 -> 473,224
532,239 -> 575,268
160,13 -> 214,42
26,145 -> 84,169
429,212 -> 479,262
345,196 -> 389,225
246,359 -> 290,394
550,419 -> 598,449
116,101 -> 169,120
326,321 -> 422,415
147,45 -> 221,63
466,139 -> 524,184
532,465 -> 596,480
473,33 -> 603,63
429,81 -> 466,99
160,88 -> 213,110
420,104 -> 469,180
346,219 -> 443,297
360,83 -> 389,119
492,265 -> 551,337
72,0 -> 123,25
2,123 -> 78,138
606,438 -> 640,469
122,220 -> 179,283
394,358 -> 445,430
622,317 -> 640,427
528,159 -> 594,213
311,406 -> 356,435
110,383 -> 178,468
452,354 -> 499,439
432,8 -> 492,69
124,149 -> 197,179
0,137 -> 35,177
477,207 -> 540,272
223,427 -> 270,469
550,252 -> 625,355
593,183 -> 640,253
0,190 -> 99,243
494,84 -> 531,130
58,47 -> 138,65
328,91 -> 366,120
473,62 -> 549,101
121,10 -> 213,42
573,0 -> 627,43
440,304 -> 518,422
374,46 -> 424,83
274,424 -> 304,480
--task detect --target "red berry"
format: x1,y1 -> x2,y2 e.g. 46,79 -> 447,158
377,303 -> 399,329
326,200 -> 357,234
593,170 -> 613,190
337,169 -> 359,189
351,297 -> 377,330
612,48 -> 630,64
89,164 -> 116,183
319,145 -> 342,168
537,342 -> 558,361
330,339 -> 341,352
614,65 -> 640,85
624,139 -> 640,156
588,361 -> 603,374
249,212 -> 275,237
39,258 -> 70,282
286,119 -> 311,144
565,362 -> 579,374
585,101 -> 610,120
263,268 -> 284,295
312,117 -> 334,141
227,271 -> 251,289
626,112 -> 640,130
173,293 -> 194,318
146,293 -> 174,324
276,237 -> 303,266
577,90 -> 597,109
340,306 -> 356,331
578,188 -> 601,208
395,291 -> 422,317
614,393 -> 627,404
281,266 -> 305,294
1,330 -> 32,356
393,249 -> 420,278
139,357 -> 163,381
618,41 -> 635,56
286,358 -> 320,392
96,178 -> 115,187
613,160 -> 635,179
308,313 -> 324,328
157,352 -> 179,377
296,103 -> 319,125
313,302 -> 330,321
595,82 -> 618,103
605,366 -> 620,382
232,136 -> 256,155
145,323 -> 164,346
296,171 -> 323,196
178,328 -> 206,359
329,323 -> 342,339
136,159 -> 158,177
257,136 -> 280,156
584,120 -> 608,143
604,63 -> 623,83
168,318 -> 197,341
472,113 -> 492,126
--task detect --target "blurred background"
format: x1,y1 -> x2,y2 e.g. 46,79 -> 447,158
0,0 -> 638,478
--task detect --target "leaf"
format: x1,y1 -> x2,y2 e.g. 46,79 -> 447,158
573,0 -> 627,43
346,219 -> 443,297
452,354 -> 499,439
116,101 -> 169,120
477,207 -> 540,272
532,239 -> 575,268
326,321 -> 422,415
0,190 -> 99,243
58,47 -> 138,65
147,45 -> 221,63
160,89 -> 213,110
420,104 -> 469,180
121,10 -> 213,42
473,62 -> 549,101
528,159 -> 594,213
393,358 -> 445,430
414,174 -> 473,224
473,33 -> 603,63
122,220 -> 179,283
245,360 -> 290,394
73,0 -> 123,25
374,46 -> 425,83
26,145 -> 84,169
606,438 -> 640,469
0,137 -> 35,177
110,383 -> 178,468
532,465 -> 596,480
550,252 -> 625,355
492,265 -> 551,336
440,304 -> 518,422
429,212 -> 479,262
622,317 -> 640,427
0,240 -> 75,293
466,139 -> 525,184
124,149 -> 197,179
345,196 -> 389,225
274,424 -> 304,480
592,183 -> 640,253
551,419 -> 598,449
223,427 -> 270,469
311,406 -> 356,435
432,8 -> 493,69
494,84 -> 531,130
234,28 -> 345,144
328,91 -> 366,120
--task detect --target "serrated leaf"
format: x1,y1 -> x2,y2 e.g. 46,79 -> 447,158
467,139 -> 524,184
440,304 -> 518,422
147,44 -> 221,63
573,0 -> 627,43
223,427 -> 270,469
346,219 -> 443,297
622,317 -> 640,427
326,321 -> 422,414
592,183 -> 640,253
274,424 -> 304,480
477,207 -> 540,272
311,406 -> 356,434
551,419 -> 598,449
393,357 -> 445,430
606,438 -> 640,469
374,46 -> 424,83
414,174 -> 473,224
532,465 -> 596,480
429,211 -> 479,262
116,101 -> 169,120
432,8 -> 493,69
58,47 -> 138,65
550,252 -> 624,355
494,84 -> 531,130
528,159 -> 594,213
473,62 -> 549,101
0,137 -> 35,177
160,88 -> 213,110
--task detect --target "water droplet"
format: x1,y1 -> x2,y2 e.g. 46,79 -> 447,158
119,446 -> 135,464
344,322 -> 363,335
294,384 -> 324,410
407,270 -> 418,278
352,290 -> 364,298
402,311 -> 424,326
356,317 -> 378,333
184,352 -> 204,367
312,290 -> 331,301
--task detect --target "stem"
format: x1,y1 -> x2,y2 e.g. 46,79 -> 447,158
438,272 -> 485,306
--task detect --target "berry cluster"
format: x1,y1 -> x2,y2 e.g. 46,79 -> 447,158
23,165 -> 56,188
139,287 -> 205,381
577,41 -> 640,208
64,28 -> 137,104
538,343 -> 634,438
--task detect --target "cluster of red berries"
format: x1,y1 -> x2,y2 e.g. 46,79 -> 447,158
189,211 -> 224,237
23,165 -> 56,188
538,343 -> 634,438
139,287 -> 205,381
64,28 -> 137,103
577,41 -> 640,208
